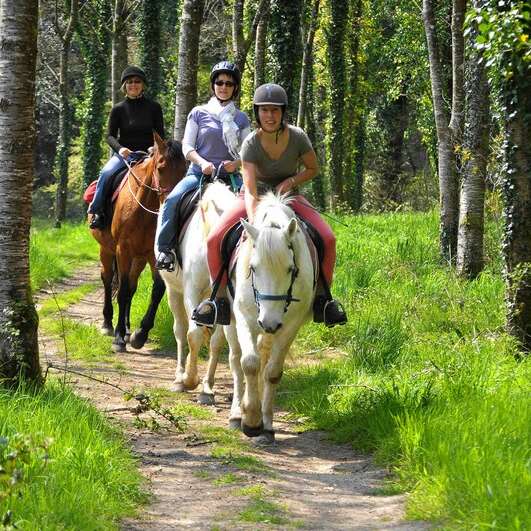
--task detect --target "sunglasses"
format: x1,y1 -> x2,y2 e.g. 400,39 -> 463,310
214,80 -> 235,87
125,78 -> 143,84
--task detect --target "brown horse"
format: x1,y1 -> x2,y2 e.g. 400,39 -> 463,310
90,132 -> 186,352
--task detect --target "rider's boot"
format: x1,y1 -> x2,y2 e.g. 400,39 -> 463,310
156,249 -> 177,272
89,213 -> 105,230
192,287 -> 231,327
313,274 -> 347,327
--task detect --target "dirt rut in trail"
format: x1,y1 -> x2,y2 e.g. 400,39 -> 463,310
38,267 -> 429,531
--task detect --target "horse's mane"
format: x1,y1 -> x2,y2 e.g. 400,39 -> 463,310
255,192 -> 295,228
253,193 -> 299,274
165,139 -> 185,167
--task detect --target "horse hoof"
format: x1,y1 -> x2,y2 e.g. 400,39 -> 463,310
100,326 -> 113,337
197,392 -> 215,406
183,379 -> 200,391
228,418 -> 242,431
112,341 -> 127,353
130,330 -> 148,350
242,422 -> 264,438
124,333 -> 131,344
171,382 -> 185,392
251,430 -> 275,446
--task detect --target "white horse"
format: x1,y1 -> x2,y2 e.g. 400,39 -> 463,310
229,193 -> 316,443
157,181 -> 241,406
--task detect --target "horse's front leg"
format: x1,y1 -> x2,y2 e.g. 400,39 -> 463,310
260,334 -> 294,444
236,317 -> 263,437
113,250 -> 134,352
224,322 -> 244,429
130,263 -> 166,350
100,249 -> 114,336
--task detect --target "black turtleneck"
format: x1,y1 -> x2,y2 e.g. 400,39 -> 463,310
107,95 -> 165,153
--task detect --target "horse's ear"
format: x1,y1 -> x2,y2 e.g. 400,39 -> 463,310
284,218 -> 298,239
241,218 -> 259,242
153,130 -> 165,154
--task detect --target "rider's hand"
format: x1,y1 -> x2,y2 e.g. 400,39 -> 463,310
276,177 -> 296,194
222,160 -> 238,173
200,160 -> 215,175
119,147 -> 132,159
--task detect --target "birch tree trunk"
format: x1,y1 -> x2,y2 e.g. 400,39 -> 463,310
0,0 -> 41,385
111,0 -> 129,106
296,0 -> 320,129
174,0 -> 204,140
448,0 -> 466,143
54,0 -> 79,228
456,10 -> 489,278
422,0 -> 459,262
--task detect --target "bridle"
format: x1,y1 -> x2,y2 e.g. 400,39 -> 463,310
250,237 -> 300,314
123,153 -> 175,215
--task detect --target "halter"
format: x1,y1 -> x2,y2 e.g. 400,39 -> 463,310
250,238 -> 300,314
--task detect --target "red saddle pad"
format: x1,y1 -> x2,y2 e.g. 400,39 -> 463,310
83,180 -> 97,205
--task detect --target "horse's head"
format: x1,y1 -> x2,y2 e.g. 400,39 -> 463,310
241,213 -> 300,334
152,131 -> 187,203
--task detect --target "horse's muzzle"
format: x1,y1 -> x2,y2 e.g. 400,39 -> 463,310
258,320 -> 283,334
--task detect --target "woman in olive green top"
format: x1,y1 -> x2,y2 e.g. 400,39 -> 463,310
192,83 -> 347,328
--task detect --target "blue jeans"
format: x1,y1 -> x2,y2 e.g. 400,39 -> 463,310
88,152 -> 144,214
156,166 -> 203,251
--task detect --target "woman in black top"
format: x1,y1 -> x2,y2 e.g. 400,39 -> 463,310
88,65 -> 164,229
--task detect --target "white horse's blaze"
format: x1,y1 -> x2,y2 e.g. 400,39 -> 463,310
231,193 -> 315,436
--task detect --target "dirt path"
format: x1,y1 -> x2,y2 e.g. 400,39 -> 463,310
38,267 -> 428,531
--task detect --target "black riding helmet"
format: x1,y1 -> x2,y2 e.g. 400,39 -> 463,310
210,61 -> 241,98
120,65 -> 147,86
253,83 -> 288,130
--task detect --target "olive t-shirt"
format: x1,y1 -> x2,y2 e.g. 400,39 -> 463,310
240,125 -> 313,192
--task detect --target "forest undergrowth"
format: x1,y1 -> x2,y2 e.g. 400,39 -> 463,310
6,211 -> 529,529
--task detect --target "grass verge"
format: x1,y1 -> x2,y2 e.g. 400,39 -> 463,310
279,210 -> 530,529
0,382 -> 146,530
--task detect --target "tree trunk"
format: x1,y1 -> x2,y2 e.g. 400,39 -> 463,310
502,95 -> 531,353
422,0 -> 459,262
448,0 -> 466,143
456,12 -> 489,278
378,93 -> 409,207
0,0 -> 41,386
111,0 -> 129,106
254,14 -> 268,90
296,0 -> 320,129
232,0 -> 269,84
326,0 -> 348,208
174,0 -> 204,140
54,0 -> 79,228
268,0 -> 303,116
138,0 -> 162,99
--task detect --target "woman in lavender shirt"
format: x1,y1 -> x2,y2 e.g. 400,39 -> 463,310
156,61 -> 251,271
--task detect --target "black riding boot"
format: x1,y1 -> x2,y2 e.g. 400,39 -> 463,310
313,272 -> 347,327
89,213 -> 105,230
192,289 -> 231,327
156,249 -> 177,272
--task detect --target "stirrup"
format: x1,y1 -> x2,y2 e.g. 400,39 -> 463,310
323,299 -> 348,328
156,250 -> 177,272
192,298 -> 230,327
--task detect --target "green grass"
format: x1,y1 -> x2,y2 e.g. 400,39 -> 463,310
30,220 -> 98,292
0,382 -> 146,530
235,485 -> 293,526
279,209 -> 530,529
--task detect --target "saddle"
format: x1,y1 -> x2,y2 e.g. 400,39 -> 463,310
172,174 -> 240,267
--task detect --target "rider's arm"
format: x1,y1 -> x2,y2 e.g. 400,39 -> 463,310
106,105 -> 122,153
182,116 -> 214,173
242,160 -> 259,223
153,101 -> 165,140
292,149 -> 319,187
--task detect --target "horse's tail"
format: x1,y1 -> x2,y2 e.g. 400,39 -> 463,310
111,257 -> 119,299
